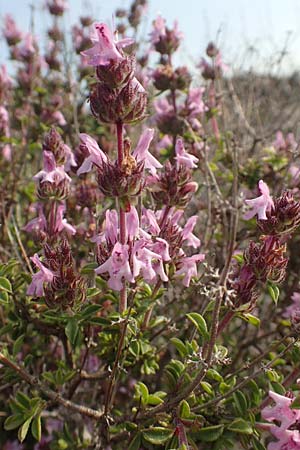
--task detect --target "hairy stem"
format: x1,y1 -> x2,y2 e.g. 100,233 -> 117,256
116,121 -> 127,313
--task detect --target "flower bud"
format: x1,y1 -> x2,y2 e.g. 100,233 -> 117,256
151,163 -> 197,208
258,191 -> 300,236
90,78 -> 147,124
95,55 -> 136,88
43,127 -> 66,166
97,159 -> 144,203
206,42 -> 219,58
37,178 -> 70,201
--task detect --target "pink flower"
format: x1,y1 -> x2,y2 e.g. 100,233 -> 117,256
95,242 -> 134,291
0,64 -> 13,90
77,133 -> 107,175
182,216 -> 201,248
33,151 -> 71,184
23,204 -> 47,234
156,135 -> 172,151
133,128 -> 162,175
54,204 -> 76,235
27,254 -> 54,297
244,180 -> 274,220
3,15 -> 23,45
52,111 -> 67,126
63,144 -> 77,171
274,131 -> 297,152
175,138 -> 198,169
175,254 -> 205,287
262,391 -> 300,450
187,87 -> 207,117
283,292 -> 300,319
81,23 -> 134,67
132,239 -> 168,283
149,16 -> 166,44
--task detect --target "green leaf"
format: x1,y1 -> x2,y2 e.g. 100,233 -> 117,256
200,381 -> 213,395
86,287 -> 101,299
291,395 -> 300,409
239,313 -> 260,327
170,337 -> 188,357
206,368 -> 223,382
31,415 -> 42,441
179,400 -> 191,419
4,414 -> 25,430
186,313 -> 209,339
13,335 -> 25,356
193,424 -> 224,442
0,290 -> 9,303
65,318 -> 79,347
142,427 -> 173,445
147,394 -> 164,405
80,262 -> 98,275
18,417 -> 32,442
233,390 -> 248,415
0,277 -> 12,293
136,382 -> 149,406
128,432 -> 142,450
268,284 -> 280,305
227,418 -> 253,434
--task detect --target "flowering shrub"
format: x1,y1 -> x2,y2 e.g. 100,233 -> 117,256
2,1 -> 300,449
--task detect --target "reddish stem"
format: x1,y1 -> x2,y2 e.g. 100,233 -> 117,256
116,121 -> 127,313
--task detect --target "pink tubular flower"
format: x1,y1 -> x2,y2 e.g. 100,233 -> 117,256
262,391 -> 300,450
81,22 -> 134,67
77,133 -> 107,175
274,131 -> 297,152
175,253 -> 205,287
283,292 -> 300,319
23,204 -> 47,234
175,138 -> 198,169
3,15 -> 23,45
27,254 -> 54,297
33,151 -> 71,184
244,180 -> 274,220
133,128 -> 162,175
54,203 -> 76,235
95,242 -> 134,291
187,87 -> 207,117
149,16 -> 166,44
182,216 -> 201,248
132,239 -> 168,283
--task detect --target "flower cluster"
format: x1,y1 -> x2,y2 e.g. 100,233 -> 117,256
262,391 -> 300,450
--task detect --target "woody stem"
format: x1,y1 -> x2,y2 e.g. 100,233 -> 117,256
116,121 -> 127,313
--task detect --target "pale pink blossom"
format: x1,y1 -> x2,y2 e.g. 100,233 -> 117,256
23,204 -> 47,234
244,180 -> 274,220
149,16 -> 166,44
54,204 -> 76,235
81,23 -> 134,66
77,133 -> 107,175
33,151 -> 71,184
175,138 -> 198,169
133,128 -> 162,175
283,292 -> 300,319
95,242 -> 134,291
182,216 -> 201,248
132,239 -> 168,282
27,254 -> 54,297
262,391 -> 300,450
187,87 -> 207,117
156,135 -> 172,151
3,15 -> 23,44
63,144 -> 77,171
175,254 -> 205,287
274,131 -> 297,152
52,111 -> 67,126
